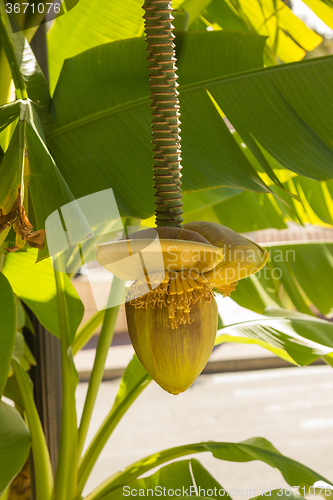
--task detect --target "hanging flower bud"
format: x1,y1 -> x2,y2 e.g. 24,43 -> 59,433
96,223 -> 268,395
126,287 -> 218,395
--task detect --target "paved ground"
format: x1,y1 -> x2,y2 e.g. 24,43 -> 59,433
76,365 -> 333,499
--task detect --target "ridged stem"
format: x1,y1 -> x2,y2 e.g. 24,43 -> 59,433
143,0 -> 183,227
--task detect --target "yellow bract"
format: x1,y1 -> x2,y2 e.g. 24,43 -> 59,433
96,236 -> 223,281
96,222 -> 268,286
184,221 -> 269,286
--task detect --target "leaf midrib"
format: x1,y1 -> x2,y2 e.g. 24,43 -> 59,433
46,55 -> 333,140
107,441 -> 330,492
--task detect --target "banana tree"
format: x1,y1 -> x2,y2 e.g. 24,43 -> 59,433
1,0 -> 333,499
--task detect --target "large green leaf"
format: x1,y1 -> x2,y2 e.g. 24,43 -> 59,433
292,176 -> 333,226
183,190 -> 288,232
0,401 -> 31,496
206,174 -> 333,233
228,273 -> 281,314
47,0 -> 145,93
230,0 -> 320,61
0,14 -> 77,252
107,459 -> 231,500
0,116 -> 23,214
196,2 -> 324,64
180,140 -> 312,232
205,0 -> 249,31
232,242 -> 333,316
182,187 -> 241,215
181,126 -> 333,233
302,0 -> 333,29
0,9 -> 50,123
47,31 -> 269,219
8,23 -> 50,121
25,101 -> 91,259
198,0 -> 323,62
87,437 -> 332,500
215,308 -> 333,365
3,373 -> 27,409
2,248 -> 84,342
0,99 -> 87,259
46,0 -> 324,96
251,490 -> 306,500
0,101 -> 19,133
207,56 -> 333,182
0,272 -> 16,398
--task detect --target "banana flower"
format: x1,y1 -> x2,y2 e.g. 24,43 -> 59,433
96,221 -> 268,395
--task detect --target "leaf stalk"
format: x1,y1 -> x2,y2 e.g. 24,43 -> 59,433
54,267 -> 78,500
12,361 -> 54,500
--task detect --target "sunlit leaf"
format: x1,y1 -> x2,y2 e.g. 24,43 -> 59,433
47,0 -> 144,92
106,459 -> 231,500
209,56 -> 333,182
216,308 -> 333,365
0,273 -> 16,398
2,248 -> 84,342
90,437 -> 332,498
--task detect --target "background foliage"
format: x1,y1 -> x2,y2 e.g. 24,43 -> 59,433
0,0 -> 333,498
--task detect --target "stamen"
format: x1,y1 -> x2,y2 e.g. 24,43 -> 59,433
127,270 -> 214,328
214,282 -> 238,297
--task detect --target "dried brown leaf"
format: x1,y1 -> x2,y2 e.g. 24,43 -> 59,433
0,190 -> 45,251
7,458 -> 31,500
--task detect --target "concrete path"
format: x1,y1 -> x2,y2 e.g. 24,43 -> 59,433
77,365 -> 333,499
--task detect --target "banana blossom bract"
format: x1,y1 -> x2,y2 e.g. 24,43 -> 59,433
96,222 -> 268,395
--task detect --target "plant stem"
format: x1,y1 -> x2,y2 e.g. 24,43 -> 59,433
0,13 -> 28,100
77,276 -> 126,458
143,0 -> 183,227
77,371 -> 151,496
54,267 -> 78,500
72,310 -> 105,356
0,47 -> 12,106
12,360 -> 54,500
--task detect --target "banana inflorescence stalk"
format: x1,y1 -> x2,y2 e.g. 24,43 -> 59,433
143,0 -> 183,227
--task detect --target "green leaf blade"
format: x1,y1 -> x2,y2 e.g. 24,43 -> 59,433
103,459 -> 231,500
87,437 -> 332,500
2,248 -> 84,341
208,56 -> 333,182
0,272 -> 16,398
47,31 -> 270,219
0,401 -> 31,496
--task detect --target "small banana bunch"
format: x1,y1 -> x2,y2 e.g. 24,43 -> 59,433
96,221 -> 268,395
